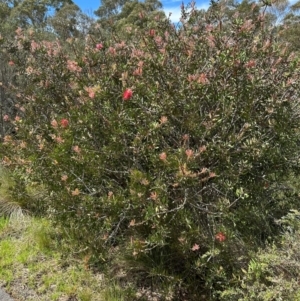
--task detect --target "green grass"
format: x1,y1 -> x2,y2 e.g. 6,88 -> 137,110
0,166 -> 23,218
0,216 -> 130,301
0,165 -> 132,300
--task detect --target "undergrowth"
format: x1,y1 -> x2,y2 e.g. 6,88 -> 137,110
0,216 -> 133,301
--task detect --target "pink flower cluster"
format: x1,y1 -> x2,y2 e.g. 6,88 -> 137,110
67,60 -> 82,73
215,232 -> 226,242
96,43 -> 103,50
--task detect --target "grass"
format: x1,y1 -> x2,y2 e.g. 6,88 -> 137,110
0,166 -> 23,218
0,215 -> 130,301
0,165 -> 136,300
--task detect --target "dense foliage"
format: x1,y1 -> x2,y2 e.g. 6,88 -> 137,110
221,210 -> 300,301
1,0 -> 300,300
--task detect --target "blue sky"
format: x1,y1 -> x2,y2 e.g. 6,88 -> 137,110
73,0 -> 210,23
72,0 -> 99,16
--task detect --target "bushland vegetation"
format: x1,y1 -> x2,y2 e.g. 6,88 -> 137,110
1,0 -> 300,300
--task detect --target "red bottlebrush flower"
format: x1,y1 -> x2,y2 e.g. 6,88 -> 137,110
191,243 -> 200,251
245,60 -> 256,68
264,182 -> 269,189
108,47 -> 116,55
123,88 -> 133,101
51,119 -> 58,128
160,116 -> 168,125
60,118 -> 69,128
61,174 -> 68,182
133,67 -> 143,76
215,232 -> 226,242
72,145 -> 81,154
96,43 -> 103,50
197,73 -> 209,85
149,29 -> 155,37
185,149 -> 194,159
150,191 -> 158,201
159,152 -> 167,161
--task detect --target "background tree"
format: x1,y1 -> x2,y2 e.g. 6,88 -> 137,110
278,1 -> 300,52
7,0 -> 74,28
47,3 -> 94,39
208,0 -> 261,23
95,0 -> 165,33
265,0 -> 290,25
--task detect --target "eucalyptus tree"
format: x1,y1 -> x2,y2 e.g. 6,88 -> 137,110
278,1 -> 300,52
95,0 -> 165,33
48,3 -> 95,39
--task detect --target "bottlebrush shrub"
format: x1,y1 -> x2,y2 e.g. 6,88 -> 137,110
2,4 -> 300,299
220,210 -> 300,301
